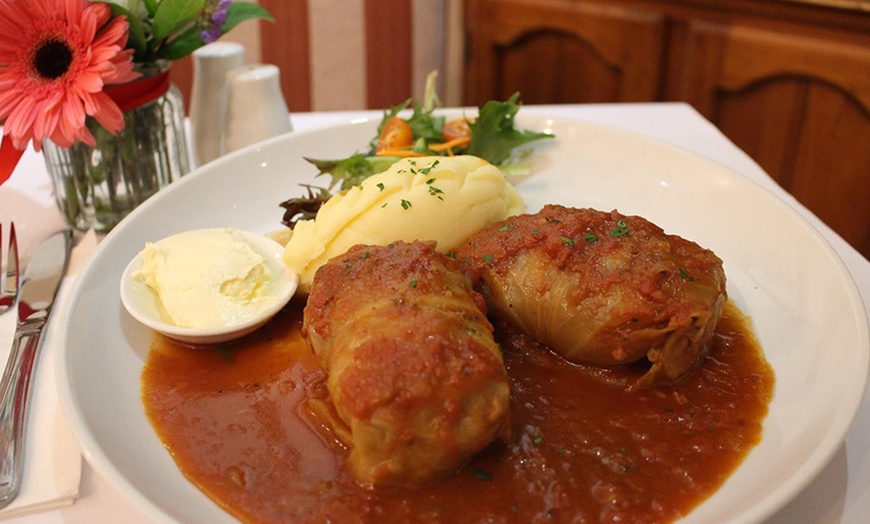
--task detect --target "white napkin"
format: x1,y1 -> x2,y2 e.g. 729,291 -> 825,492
0,230 -> 99,519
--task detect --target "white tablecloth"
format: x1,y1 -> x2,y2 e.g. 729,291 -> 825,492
2,102 -> 870,523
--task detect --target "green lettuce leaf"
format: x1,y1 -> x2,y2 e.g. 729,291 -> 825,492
304,154 -> 400,190
467,92 -> 553,165
284,85 -> 554,226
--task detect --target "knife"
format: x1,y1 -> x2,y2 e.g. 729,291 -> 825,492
0,229 -> 72,509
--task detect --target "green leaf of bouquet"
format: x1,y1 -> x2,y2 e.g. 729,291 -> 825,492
222,2 -> 275,34
153,0 -> 205,42
159,26 -> 205,60
143,0 -> 159,16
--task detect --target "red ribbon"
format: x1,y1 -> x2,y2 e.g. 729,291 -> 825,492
0,135 -> 24,186
0,70 -> 170,186
104,70 -> 170,112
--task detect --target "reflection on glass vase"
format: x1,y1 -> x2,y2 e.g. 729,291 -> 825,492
43,73 -> 190,234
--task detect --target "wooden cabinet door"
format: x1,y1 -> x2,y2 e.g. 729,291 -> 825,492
671,20 -> 870,258
464,0 -> 666,106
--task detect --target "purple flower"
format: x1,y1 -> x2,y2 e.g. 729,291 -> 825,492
200,25 -> 222,43
199,0 -> 233,43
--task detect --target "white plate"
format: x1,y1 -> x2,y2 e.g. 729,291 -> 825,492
56,114 -> 870,523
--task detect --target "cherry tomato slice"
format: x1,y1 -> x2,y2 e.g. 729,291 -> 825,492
377,116 -> 414,152
442,118 -> 472,142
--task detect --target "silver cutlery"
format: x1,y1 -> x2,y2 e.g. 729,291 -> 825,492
0,224 -> 18,317
0,229 -> 72,509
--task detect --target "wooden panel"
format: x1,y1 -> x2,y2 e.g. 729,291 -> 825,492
364,0 -> 413,108
169,55 -> 193,114
675,20 -> 870,258
715,77 -> 809,189
464,0 -> 666,105
495,32 -> 622,103
788,86 -> 870,255
463,0 -> 870,258
260,0 -> 312,112
717,24 -> 870,113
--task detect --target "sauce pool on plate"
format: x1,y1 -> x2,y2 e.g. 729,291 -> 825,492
141,300 -> 773,523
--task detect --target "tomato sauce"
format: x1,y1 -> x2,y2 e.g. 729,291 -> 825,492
141,300 -> 773,523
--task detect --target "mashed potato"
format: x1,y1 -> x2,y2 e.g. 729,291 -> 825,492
283,155 -> 525,293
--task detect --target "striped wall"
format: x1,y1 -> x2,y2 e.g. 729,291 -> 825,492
171,0 -> 464,113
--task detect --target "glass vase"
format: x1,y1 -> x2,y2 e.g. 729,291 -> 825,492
43,80 -> 190,234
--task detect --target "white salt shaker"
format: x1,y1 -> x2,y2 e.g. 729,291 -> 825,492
189,42 -> 245,166
224,64 -> 293,154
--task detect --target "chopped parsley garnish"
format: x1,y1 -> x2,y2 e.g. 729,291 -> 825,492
419,160 -> 440,175
376,182 -> 385,191
213,345 -> 234,363
678,268 -> 697,281
561,236 -> 575,247
428,185 -> 444,198
472,468 -> 493,481
400,199 -> 412,210
585,233 -> 599,243
610,219 -> 629,236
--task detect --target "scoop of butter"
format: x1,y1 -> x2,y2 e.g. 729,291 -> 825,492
283,155 -> 526,293
134,228 -> 282,329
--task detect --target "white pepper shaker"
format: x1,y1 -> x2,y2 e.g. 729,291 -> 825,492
224,64 -> 293,154
189,42 -> 245,166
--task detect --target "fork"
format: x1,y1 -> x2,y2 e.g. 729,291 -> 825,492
0,223 -> 18,316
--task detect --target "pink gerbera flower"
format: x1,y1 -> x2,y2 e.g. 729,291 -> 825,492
0,0 -> 139,153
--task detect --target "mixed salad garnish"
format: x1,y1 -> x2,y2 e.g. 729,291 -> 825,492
280,73 -> 553,228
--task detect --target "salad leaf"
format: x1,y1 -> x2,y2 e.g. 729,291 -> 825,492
406,105 -> 445,146
369,100 -> 411,153
467,93 -> 554,165
282,74 -> 554,228
305,154 -> 401,190
365,99 -> 442,154
279,185 -> 333,229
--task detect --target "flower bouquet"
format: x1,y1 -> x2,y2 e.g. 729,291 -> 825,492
0,0 -> 271,232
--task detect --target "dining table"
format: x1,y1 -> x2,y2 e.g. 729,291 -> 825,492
1,102 -> 869,523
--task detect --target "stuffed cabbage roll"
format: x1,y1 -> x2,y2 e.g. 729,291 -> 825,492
302,241 -> 510,487
455,205 -> 726,388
